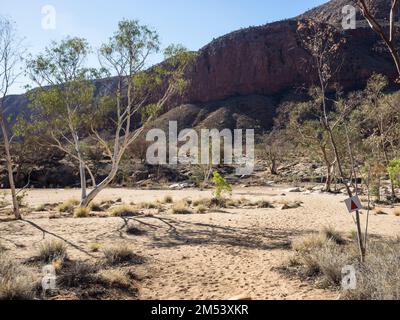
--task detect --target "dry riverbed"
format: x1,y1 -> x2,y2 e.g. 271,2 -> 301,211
1,186 -> 399,300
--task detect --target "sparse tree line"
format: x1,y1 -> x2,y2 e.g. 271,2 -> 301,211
261,1 -> 400,262
0,16 -> 196,219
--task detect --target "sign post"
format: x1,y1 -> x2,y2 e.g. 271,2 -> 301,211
345,195 -> 363,213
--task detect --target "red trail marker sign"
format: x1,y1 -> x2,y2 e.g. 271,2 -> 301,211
344,196 -> 363,213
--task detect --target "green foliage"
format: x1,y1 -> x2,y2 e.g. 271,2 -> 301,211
388,160 -> 400,188
212,171 -> 232,199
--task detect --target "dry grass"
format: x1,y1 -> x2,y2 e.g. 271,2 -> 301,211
163,195 -> 173,204
74,207 -> 90,218
196,205 -> 208,214
110,206 -> 139,217
0,252 -> 35,300
139,202 -> 159,210
172,201 -> 193,215
287,230 -> 400,299
90,202 -> 104,212
321,226 -> 346,245
393,208 -> 400,217
342,239 -> 400,300
98,269 -> 131,288
103,244 -> 144,266
58,261 -> 97,288
89,243 -> 102,252
38,240 -> 67,263
57,199 -> 79,213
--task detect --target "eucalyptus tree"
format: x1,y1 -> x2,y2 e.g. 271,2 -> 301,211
0,17 -> 24,219
82,20 -> 196,207
27,37 -> 98,204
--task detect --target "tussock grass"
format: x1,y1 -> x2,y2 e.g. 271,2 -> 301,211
58,261 -> 97,288
98,269 -> 131,288
287,230 -> 400,299
57,199 -> 79,213
90,202 -> 104,212
89,243 -> 102,252
321,226 -> 346,245
139,202 -> 159,210
74,207 -> 90,218
103,244 -> 143,266
163,195 -> 173,204
110,205 -> 139,217
196,205 -> 208,214
0,252 -> 35,300
172,201 -> 193,215
38,240 -> 67,263
393,208 -> 400,217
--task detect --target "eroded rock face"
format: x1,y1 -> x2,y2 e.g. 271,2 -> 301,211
181,17 -> 395,107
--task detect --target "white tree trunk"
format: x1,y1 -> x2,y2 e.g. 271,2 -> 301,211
0,117 -> 21,219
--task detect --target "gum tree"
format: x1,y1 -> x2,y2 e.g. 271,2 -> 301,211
0,17 -> 24,219
81,20 -> 196,207
27,37 -> 98,205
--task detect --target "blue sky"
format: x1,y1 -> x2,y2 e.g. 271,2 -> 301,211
2,0 -> 328,94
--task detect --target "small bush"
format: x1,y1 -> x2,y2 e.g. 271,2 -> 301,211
103,244 -> 143,265
0,253 -> 35,300
172,201 -> 193,215
110,206 -> 139,217
57,199 -> 79,213
74,207 -> 90,218
38,240 -> 67,263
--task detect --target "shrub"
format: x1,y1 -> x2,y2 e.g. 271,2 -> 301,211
74,207 -> 90,218
38,240 -> 67,263
212,171 -> 232,198
110,206 -> 139,217
172,201 -> 193,215
0,252 -> 35,300
387,159 -> 400,188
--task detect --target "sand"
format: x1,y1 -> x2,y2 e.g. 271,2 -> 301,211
1,186 -> 399,300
